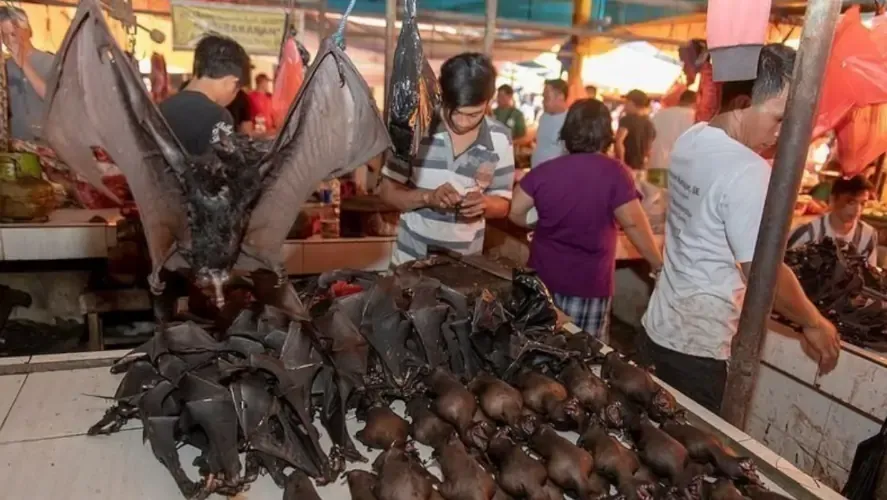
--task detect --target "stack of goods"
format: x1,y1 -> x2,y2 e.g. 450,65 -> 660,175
88,264 -> 788,500
785,238 -> 887,350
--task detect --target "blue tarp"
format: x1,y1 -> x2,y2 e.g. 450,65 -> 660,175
323,0 -> 707,28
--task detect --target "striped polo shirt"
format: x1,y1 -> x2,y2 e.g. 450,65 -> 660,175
787,214 -> 879,267
382,117 -> 516,266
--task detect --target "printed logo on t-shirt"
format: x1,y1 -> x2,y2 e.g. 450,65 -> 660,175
210,121 -> 234,144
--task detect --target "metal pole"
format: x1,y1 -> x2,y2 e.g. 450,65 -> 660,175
384,0 -> 397,112
483,0 -> 497,55
720,0 -> 842,429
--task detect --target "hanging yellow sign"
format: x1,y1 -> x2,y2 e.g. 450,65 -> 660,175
170,0 -> 286,56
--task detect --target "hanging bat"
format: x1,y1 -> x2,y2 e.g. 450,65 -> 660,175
42,0 -> 390,315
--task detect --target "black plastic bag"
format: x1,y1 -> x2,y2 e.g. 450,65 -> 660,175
385,0 -> 440,166
842,416 -> 887,500
507,269 -> 557,334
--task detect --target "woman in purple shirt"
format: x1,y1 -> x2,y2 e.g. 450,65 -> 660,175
508,99 -> 663,340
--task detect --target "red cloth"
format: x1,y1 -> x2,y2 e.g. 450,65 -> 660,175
272,36 -> 306,128
835,103 -> 887,176
149,53 -> 169,103
813,8 -> 887,175
661,82 -> 689,108
695,61 -> 721,123
248,91 -> 274,130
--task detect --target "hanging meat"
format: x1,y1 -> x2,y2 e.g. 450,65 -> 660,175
149,52 -> 169,103
272,34 -> 306,132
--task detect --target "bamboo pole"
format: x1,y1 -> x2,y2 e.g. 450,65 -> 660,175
720,0 -> 842,429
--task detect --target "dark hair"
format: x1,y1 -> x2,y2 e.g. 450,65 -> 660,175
545,79 -> 568,98
832,175 -> 874,199
720,44 -> 796,112
255,73 -> 270,85
0,6 -> 28,25
679,90 -> 697,106
193,35 -> 251,83
585,85 -> 598,97
559,99 -> 614,154
498,84 -> 515,96
624,89 -> 650,108
439,53 -> 497,129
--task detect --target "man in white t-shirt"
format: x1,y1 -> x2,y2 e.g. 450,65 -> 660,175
642,44 -> 840,413
649,90 -> 697,171
530,79 -> 569,168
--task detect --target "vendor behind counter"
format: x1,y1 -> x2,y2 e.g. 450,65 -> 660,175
789,174 -> 879,266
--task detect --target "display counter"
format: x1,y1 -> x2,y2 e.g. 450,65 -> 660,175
0,327 -> 844,500
483,217 -> 660,265
745,317 -> 887,490
0,208 -> 397,272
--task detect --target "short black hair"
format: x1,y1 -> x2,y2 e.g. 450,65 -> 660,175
679,90 -> 697,106
192,35 -> 251,83
545,79 -> 569,98
0,6 -> 28,26
255,73 -> 270,84
498,84 -> 514,96
624,89 -> 650,108
559,98 -> 614,154
585,85 -> 598,96
832,175 -> 874,199
439,52 -> 497,117
720,44 -> 796,112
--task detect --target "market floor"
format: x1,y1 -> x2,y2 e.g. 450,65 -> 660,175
0,366 -> 369,499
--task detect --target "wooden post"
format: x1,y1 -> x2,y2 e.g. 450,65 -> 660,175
483,0 -> 497,56
0,48 -> 8,151
567,0 -> 593,90
384,0 -> 397,110
317,0 -> 328,39
720,0 -> 842,429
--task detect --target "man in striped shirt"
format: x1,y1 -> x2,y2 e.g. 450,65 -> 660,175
380,53 -> 515,266
788,175 -> 879,266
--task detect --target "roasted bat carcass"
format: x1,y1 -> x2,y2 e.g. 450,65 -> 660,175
43,0 -> 390,313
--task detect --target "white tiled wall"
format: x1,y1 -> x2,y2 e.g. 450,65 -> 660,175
748,361 -> 882,491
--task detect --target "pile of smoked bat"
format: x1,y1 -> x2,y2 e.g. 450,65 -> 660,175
87,264 -> 787,500
785,237 -> 887,350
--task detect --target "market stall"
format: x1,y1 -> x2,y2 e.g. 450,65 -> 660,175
0,268 -> 845,500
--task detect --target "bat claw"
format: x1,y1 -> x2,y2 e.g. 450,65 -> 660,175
148,273 -> 166,296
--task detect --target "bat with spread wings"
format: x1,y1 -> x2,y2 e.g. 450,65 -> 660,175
43,0 -> 390,318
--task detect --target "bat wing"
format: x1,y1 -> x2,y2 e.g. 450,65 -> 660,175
240,39 -> 391,271
43,0 -> 189,270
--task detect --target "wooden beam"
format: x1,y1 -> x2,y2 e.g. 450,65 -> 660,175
483,0 -> 497,55
567,0 -> 593,89
720,0 -> 842,429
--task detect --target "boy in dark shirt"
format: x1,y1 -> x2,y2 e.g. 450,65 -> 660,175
159,35 -> 250,155
615,89 -> 656,170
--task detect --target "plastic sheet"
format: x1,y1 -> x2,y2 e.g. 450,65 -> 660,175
814,8 -> 887,175
842,416 -> 887,500
386,0 -> 440,165
507,269 -> 558,334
